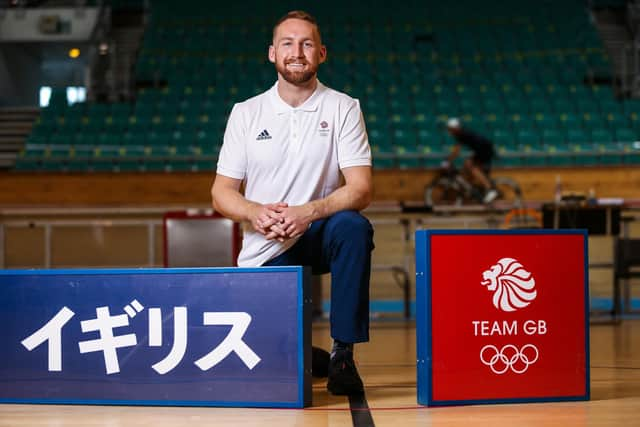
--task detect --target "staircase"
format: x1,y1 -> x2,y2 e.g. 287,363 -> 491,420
106,11 -> 146,101
591,7 -> 634,95
0,107 -> 39,171
86,6 -> 146,102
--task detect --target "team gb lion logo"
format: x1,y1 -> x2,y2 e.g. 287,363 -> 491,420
481,258 -> 537,312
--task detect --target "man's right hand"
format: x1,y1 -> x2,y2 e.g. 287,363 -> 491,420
249,202 -> 288,240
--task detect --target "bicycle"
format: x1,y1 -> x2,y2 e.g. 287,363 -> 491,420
424,164 -> 523,209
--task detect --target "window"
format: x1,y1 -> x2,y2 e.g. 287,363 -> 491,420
39,86 -> 52,107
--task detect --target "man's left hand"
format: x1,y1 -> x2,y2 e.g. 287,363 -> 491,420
270,204 -> 314,239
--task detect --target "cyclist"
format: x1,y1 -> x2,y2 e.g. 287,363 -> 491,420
444,117 -> 498,204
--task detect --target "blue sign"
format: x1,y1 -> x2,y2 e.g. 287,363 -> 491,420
0,267 -> 311,408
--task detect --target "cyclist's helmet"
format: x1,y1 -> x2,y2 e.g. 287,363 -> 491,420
446,117 -> 461,129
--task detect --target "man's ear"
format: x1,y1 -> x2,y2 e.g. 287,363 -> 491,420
268,45 -> 276,64
319,45 -> 327,64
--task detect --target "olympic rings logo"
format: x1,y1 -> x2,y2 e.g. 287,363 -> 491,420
479,344 -> 539,374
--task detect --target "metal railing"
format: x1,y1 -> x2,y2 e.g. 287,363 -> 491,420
1,205 -> 636,318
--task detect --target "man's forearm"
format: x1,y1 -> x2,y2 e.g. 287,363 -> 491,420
307,183 -> 371,222
211,186 -> 257,223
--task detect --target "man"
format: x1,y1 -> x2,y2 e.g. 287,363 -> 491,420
210,10 -> 374,396
445,117 -> 498,204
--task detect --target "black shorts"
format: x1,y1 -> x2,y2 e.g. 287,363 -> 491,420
471,154 -> 492,175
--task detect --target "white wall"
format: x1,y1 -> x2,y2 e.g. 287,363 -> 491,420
0,44 -> 87,107
0,7 -> 100,42
0,50 -> 15,107
0,46 -> 42,107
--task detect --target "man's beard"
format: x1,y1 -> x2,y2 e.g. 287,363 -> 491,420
275,60 -> 317,85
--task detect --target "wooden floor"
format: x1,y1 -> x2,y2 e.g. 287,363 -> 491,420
1,319 -> 640,426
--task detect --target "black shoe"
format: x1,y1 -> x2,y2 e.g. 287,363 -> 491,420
327,350 -> 364,395
312,346 -> 330,378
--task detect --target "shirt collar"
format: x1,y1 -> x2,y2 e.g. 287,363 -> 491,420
269,79 -> 325,114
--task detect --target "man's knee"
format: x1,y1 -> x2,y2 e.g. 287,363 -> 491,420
326,211 -> 374,248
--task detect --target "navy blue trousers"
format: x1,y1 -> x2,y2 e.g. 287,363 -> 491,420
264,210 -> 374,343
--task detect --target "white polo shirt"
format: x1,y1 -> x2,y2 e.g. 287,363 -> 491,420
216,80 -> 371,267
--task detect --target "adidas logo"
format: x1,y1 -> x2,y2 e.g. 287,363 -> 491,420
256,129 -> 272,140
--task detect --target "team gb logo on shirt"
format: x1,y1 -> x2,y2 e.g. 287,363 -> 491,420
318,120 -> 330,136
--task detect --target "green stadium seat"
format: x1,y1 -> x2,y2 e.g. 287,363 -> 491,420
96,133 -> 121,147
73,133 -> 94,146
582,111 -> 608,130
529,96 -> 551,113
114,159 -> 143,172
593,143 -> 624,164
394,145 -> 422,169
599,98 -> 625,115
122,130 -> 147,146
545,144 -> 574,166
165,160 -> 194,172
85,159 -> 114,173
141,159 -> 167,172
389,98 -> 412,115
520,145 -> 548,167
558,113 -> 581,130
628,111 -> 640,130
542,129 -> 564,145
574,98 -> 600,113
368,128 -> 392,149
392,128 -> 417,149
623,150 -> 640,164
516,129 -> 541,146
191,159 -> 216,172
103,115 -> 128,133
567,129 -> 590,144
552,98 -> 576,114
483,97 -> 506,114
49,134 -> 73,146
504,97 -> 528,114
13,157 -> 42,171
615,128 -> 637,142
40,158 -> 67,172
492,129 -> 515,148
606,112 -> 629,129
591,128 -> 614,143
434,98 -> 458,115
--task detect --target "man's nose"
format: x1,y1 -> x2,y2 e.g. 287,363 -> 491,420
292,43 -> 304,57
